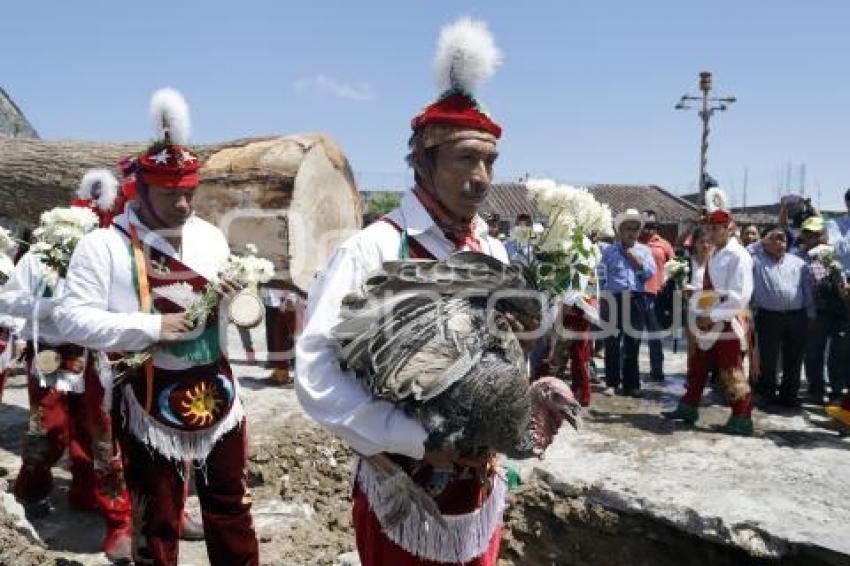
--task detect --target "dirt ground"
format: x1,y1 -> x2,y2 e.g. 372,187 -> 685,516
1,328 -> 849,565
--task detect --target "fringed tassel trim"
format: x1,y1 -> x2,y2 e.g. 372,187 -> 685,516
121,383 -> 244,464
355,457 -> 507,564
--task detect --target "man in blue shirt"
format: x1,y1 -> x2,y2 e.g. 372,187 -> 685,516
599,209 -> 656,397
750,227 -> 811,408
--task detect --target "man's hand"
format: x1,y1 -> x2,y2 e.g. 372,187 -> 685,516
218,277 -> 245,301
159,312 -> 194,342
503,311 -> 541,353
625,248 -> 643,270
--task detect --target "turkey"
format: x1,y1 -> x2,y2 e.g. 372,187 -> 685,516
333,251 -> 581,460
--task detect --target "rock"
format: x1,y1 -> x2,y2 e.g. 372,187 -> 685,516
0,491 -> 39,542
508,366 -> 850,564
252,500 -> 316,540
336,550 -> 360,566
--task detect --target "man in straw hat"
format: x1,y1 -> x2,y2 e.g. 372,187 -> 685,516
296,18 -> 573,565
55,89 -> 258,565
599,208 -> 656,397
664,188 -> 755,435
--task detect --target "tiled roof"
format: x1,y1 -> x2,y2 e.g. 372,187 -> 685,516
480,182 -> 537,219
588,184 -> 699,223
479,182 -> 702,223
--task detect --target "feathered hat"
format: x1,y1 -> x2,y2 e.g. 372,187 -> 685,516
412,17 -> 503,148
77,168 -> 119,211
703,187 -> 732,225
121,88 -> 200,189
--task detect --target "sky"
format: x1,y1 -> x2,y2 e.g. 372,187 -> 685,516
3,1 -> 850,209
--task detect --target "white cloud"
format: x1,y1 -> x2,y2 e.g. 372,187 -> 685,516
294,74 -> 375,102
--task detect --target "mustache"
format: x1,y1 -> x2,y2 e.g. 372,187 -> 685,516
459,181 -> 490,198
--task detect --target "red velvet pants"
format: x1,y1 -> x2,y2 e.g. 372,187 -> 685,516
119,417 -> 259,566
352,484 -> 502,566
14,359 -> 131,532
553,307 -> 592,407
682,332 -> 752,418
265,303 -> 303,370
352,457 -> 503,566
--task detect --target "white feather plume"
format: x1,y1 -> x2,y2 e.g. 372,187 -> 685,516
78,168 -> 119,211
704,187 -> 728,213
433,17 -> 502,93
149,88 -> 191,145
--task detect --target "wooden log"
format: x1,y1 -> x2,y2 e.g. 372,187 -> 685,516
0,134 -> 362,290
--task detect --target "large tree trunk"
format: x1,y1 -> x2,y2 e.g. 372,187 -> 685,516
0,134 -> 362,291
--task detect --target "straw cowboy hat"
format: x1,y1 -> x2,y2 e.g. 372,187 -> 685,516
614,208 -> 644,232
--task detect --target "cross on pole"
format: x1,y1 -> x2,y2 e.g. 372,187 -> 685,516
675,71 -> 736,205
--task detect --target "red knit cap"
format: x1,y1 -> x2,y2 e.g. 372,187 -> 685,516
120,88 -> 200,189
413,18 -> 503,145
703,210 -> 733,225
136,144 -> 199,188
412,92 -> 501,138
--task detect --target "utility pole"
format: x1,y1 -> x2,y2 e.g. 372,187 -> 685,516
742,167 -> 749,208
675,71 -> 736,205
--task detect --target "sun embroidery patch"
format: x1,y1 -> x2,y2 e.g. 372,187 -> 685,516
180,381 -> 223,427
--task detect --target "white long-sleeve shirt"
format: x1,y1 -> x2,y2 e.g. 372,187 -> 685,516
0,252 -> 65,345
295,190 -> 508,460
54,205 -> 230,369
691,237 -> 753,351
705,237 -> 754,323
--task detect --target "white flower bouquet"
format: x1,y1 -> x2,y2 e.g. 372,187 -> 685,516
522,178 -> 611,295
808,244 -> 845,290
664,257 -> 690,288
187,252 -> 275,324
30,207 -> 99,280
808,244 -> 841,273
113,249 -> 275,374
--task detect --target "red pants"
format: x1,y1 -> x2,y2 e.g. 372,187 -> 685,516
536,307 -> 592,407
353,457 -> 502,566
682,333 -> 752,418
564,308 -> 592,407
120,418 -> 259,566
14,359 -> 131,532
15,378 -> 94,506
84,361 -> 133,534
265,303 -> 303,370
352,484 -> 502,566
